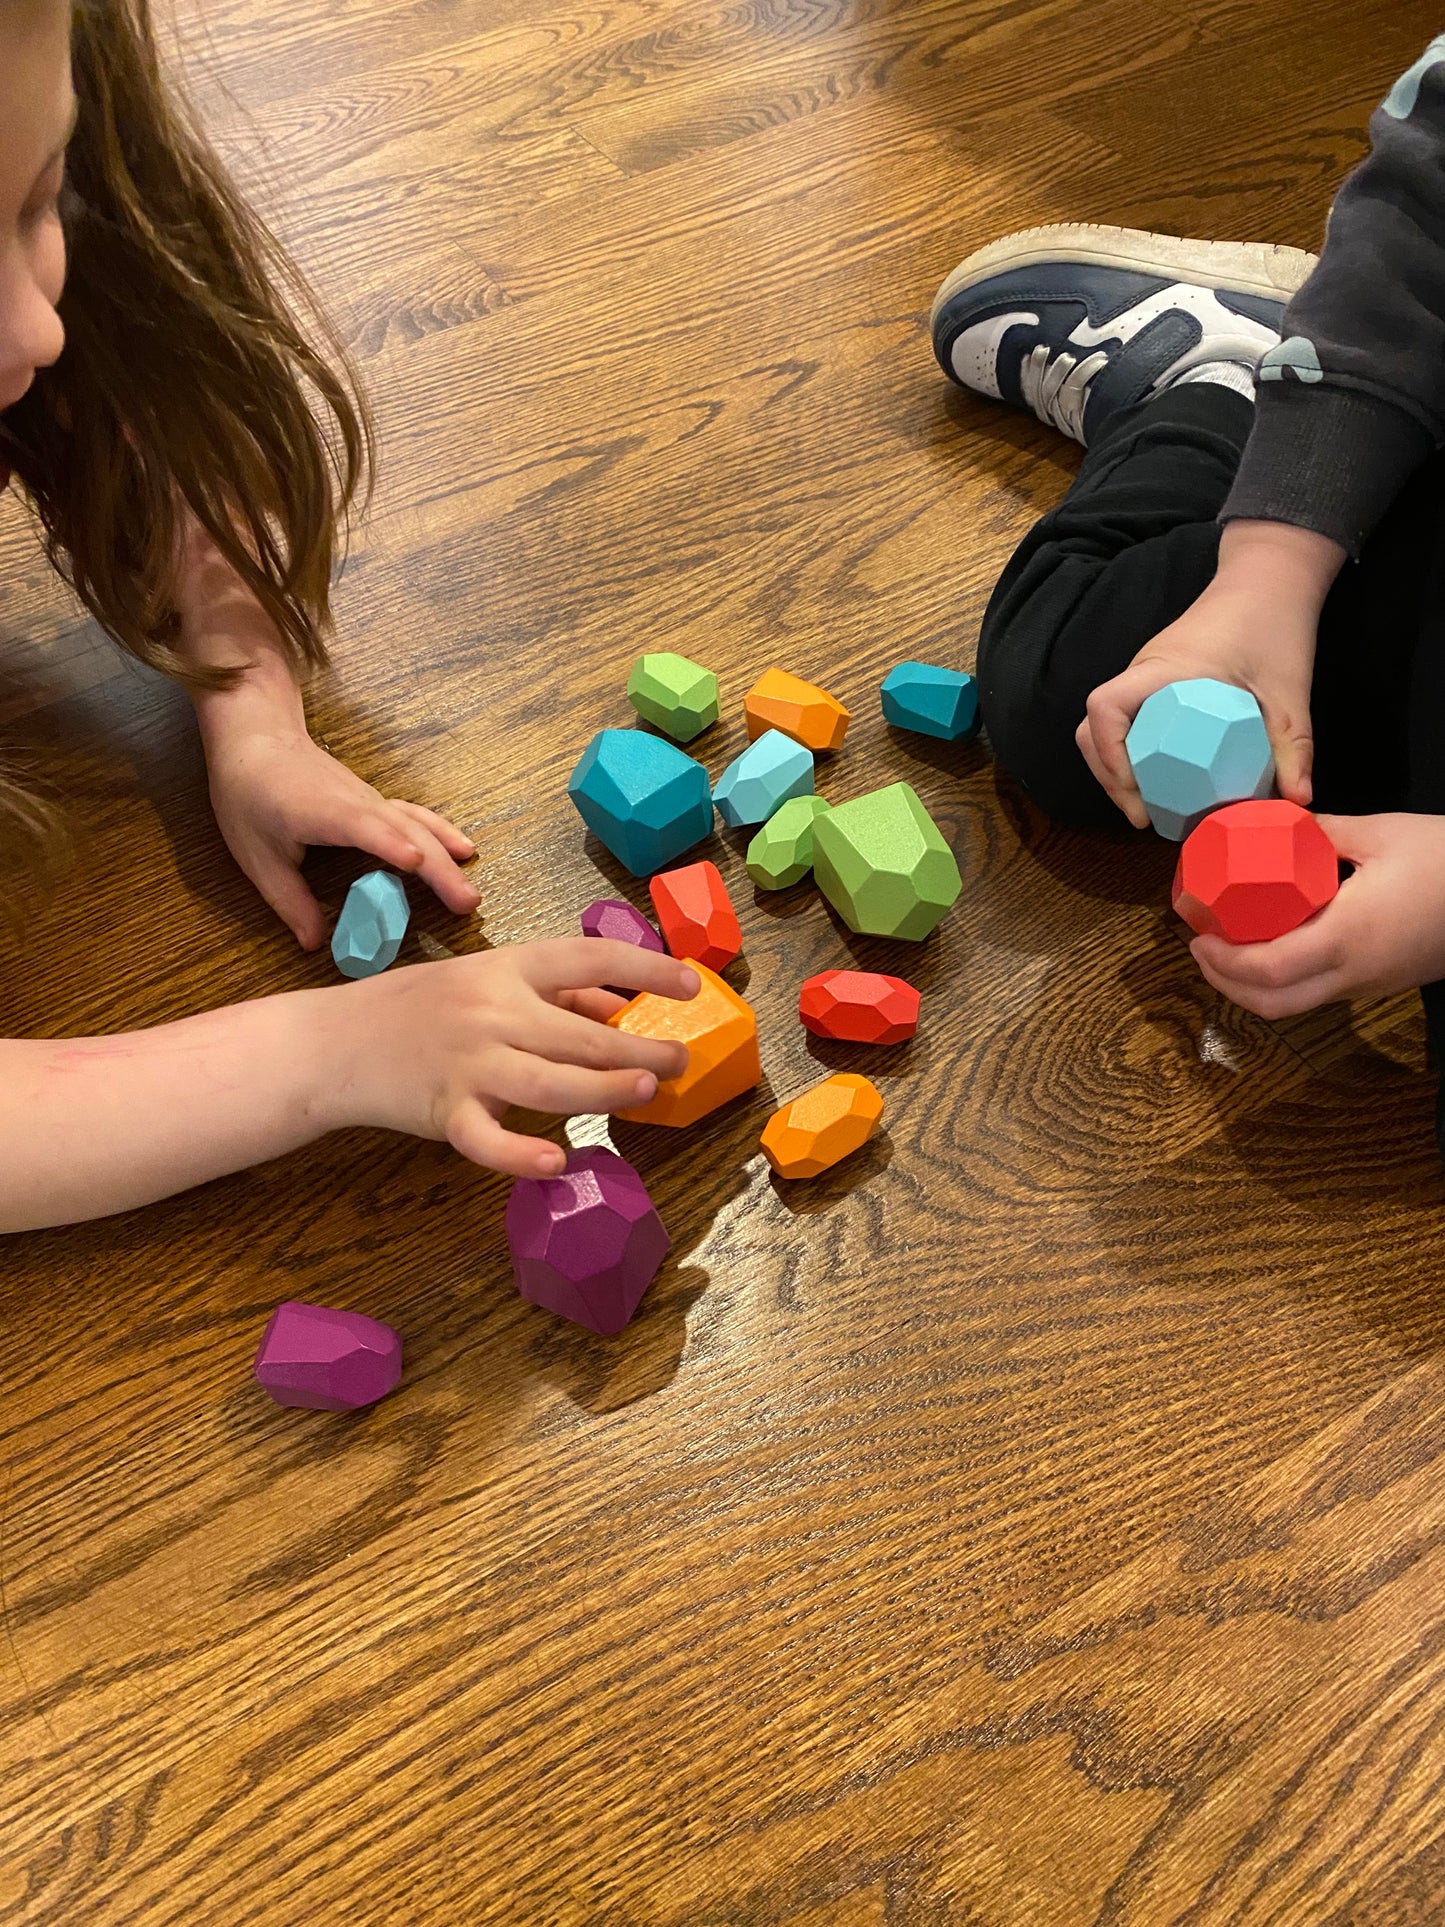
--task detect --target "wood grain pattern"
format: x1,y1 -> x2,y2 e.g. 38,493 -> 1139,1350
3,0 -> 1445,1920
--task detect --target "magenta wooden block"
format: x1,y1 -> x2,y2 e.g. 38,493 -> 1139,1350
505,1148 -> 670,1337
253,1301 -> 402,1411
580,897 -> 665,995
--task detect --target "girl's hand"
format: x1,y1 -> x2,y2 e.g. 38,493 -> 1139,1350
205,726 -> 481,947
1191,814 -> 1445,1018
315,938 -> 699,1177
1076,521 -> 1346,829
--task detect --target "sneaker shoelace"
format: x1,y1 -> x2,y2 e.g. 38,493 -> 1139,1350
1018,342 -> 1111,443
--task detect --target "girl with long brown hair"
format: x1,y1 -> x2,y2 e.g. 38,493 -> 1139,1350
0,0 -> 695,1231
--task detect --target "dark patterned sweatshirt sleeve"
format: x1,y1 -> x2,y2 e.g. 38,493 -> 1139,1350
1222,35 -> 1445,555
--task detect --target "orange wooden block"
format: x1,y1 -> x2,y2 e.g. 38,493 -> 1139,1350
744,668 -> 850,752
760,1073 -> 883,1179
649,860 -> 742,971
607,964 -> 761,1128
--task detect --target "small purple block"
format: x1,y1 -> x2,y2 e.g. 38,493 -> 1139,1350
505,1148 -> 670,1337
580,897 -> 665,996
253,1301 -> 403,1412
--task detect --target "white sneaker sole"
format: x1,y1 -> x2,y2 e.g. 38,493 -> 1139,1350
930,223 -> 1319,331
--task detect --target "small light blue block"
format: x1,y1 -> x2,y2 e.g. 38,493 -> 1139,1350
332,870 -> 410,979
880,661 -> 980,741
567,728 -> 713,876
712,729 -> 815,829
1125,679 -> 1275,841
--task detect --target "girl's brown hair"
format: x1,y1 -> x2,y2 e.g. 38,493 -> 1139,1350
1,0 -> 371,690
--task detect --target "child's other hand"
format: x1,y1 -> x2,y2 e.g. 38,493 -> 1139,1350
315,939 -> 699,1177
1076,520 -> 1345,829
205,728 -> 481,946
1191,814 -> 1445,1017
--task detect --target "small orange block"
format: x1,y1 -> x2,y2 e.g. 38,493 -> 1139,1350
649,860 -> 742,971
744,668 -> 850,752
760,1073 -> 883,1179
607,963 -> 761,1128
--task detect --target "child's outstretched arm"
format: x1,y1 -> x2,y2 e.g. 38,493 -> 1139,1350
1080,36 -> 1445,820
175,515 -> 482,948
0,941 -> 695,1233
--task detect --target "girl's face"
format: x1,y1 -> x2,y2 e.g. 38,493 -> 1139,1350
0,0 -> 73,413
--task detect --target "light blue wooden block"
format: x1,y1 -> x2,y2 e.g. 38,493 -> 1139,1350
713,729 -> 814,829
1125,679 -> 1275,841
333,870 -> 411,979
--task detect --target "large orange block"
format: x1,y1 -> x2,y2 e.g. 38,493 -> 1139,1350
649,860 -> 742,971
744,668 -> 850,752
761,1073 -> 884,1179
607,964 -> 761,1127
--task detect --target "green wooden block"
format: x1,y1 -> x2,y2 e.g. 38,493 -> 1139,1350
745,795 -> 831,890
627,652 -> 720,743
812,783 -> 961,940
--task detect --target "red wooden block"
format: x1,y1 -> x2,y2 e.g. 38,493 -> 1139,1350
798,969 -> 920,1044
649,859 -> 742,971
1172,799 -> 1339,945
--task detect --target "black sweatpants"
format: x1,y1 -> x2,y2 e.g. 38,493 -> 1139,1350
975,383 -> 1445,1139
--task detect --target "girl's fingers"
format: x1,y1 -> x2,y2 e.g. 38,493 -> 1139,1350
558,987 -> 629,1022
482,1047 -> 661,1120
1190,910 -> 1341,993
243,841 -> 328,949
447,1099 -> 567,1178
526,938 -> 700,1002
359,810 -> 481,915
393,799 -> 477,862
521,1003 -> 689,1080
1194,948 -> 1342,1019
1311,813 -> 1385,866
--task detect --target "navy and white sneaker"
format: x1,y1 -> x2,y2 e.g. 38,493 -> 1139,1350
930,224 -> 1318,445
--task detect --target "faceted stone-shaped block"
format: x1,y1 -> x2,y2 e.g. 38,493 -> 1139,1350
627,651 -> 720,743
713,729 -> 814,829
744,668 -> 851,752
1172,799 -> 1339,945
332,870 -> 410,979
746,795 -> 832,890
505,1147 -> 670,1336
607,963 -> 761,1127
812,782 -> 962,941
1125,679 -> 1275,841
568,728 -> 713,876
254,1301 -> 403,1411
880,661 -> 979,742
761,1073 -> 884,1179
649,859 -> 742,970
580,896 -> 665,994
580,896 -> 665,953
799,969 -> 919,1044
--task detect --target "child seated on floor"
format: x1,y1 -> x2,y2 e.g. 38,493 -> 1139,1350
0,0 -> 697,1232
929,34 -> 1445,1153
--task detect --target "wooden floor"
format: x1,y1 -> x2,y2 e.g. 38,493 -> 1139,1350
3,0 -> 1445,1919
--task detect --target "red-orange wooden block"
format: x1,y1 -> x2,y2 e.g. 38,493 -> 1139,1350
649,860 -> 742,971
607,965 -> 761,1127
798,969 -> 919,1044
1172,799 -> 1339,945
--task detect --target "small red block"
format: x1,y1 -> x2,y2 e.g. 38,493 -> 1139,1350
649,859 -> 742,971
798,968 -> 920,1044
1172,799 -> 1339,945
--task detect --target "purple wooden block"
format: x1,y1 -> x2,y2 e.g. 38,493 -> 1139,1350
580,897 -> 665,996
505,1148 -> 670,1337
253,1301 -> 403,1411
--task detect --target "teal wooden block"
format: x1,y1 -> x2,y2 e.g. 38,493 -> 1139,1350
568,729 -> 713,876
332,871 -> 410,978
880,661 -> 979,741
713,729 -> 814,829
1125,679 -> 1275,841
